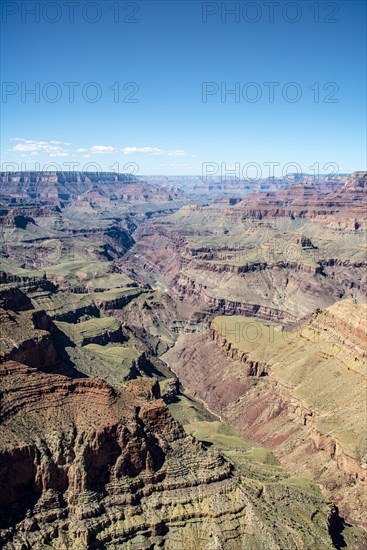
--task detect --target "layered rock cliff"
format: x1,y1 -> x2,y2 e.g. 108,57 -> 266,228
163,299 -> 367,530
1,361 -> 349,549
0,279 -> 361,548
1,171 -> 366,547
126,173 -> 367,323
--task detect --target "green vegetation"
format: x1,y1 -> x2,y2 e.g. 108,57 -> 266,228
44,259 -> 109,281
82,343 -> 141,383
212,303 -> 367,462
85,343 -> 139,363
169,393 -> 282,468
55,317 -> 121,345
85,272 -> 133,290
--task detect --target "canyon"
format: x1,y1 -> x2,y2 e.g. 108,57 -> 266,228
163,299 -> 367,529
0,171 -> 366,548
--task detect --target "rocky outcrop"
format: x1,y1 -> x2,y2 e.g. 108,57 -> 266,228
93,287 -> 143,311
126,173 -> 367,324
0,305 -> 59,369
211,328 -> 269,376
170,267 -> 343,323
1,170 -> 366,547
0,172 -> 181,205
237,172 -> 366,224
0,277 -> 355,548
163,300 -> 367,530
54,317 -> 124,347
0,285 -> 34,311
0,362 -> 347,549
0,273 -> 57,294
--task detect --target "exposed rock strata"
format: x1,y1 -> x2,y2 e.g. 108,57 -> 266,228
127,173 -> 367,323
0,362 -> 344,549
163,300 -> 367,530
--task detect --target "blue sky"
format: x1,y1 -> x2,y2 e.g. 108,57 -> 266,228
1,0 -> 366,176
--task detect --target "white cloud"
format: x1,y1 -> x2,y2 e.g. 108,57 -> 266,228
76,145 -> 116,154
73,145 -> 191,157
121,146 -> 190,157
10,139 -> 70,156
8,139 -> 192,161
121,146 -> 161,155
91,145 -> 116,153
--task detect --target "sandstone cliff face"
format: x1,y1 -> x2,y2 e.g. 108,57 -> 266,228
0,285 -> 34,311
93,288 -> 143,311
126,173 -> 367,324
0,280 -> 349,549
163,299 -> 367,531
0,304 -> 59,369
1,171 -> 366,548
236,172 -> 366,228
0,361 -> 344,550
0,172 -> 179,205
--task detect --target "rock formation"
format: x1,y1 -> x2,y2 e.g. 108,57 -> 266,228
127,172 -> 366,322
163,299 -> 367,530
0,171 -> 366,548
1,360 -> 350,549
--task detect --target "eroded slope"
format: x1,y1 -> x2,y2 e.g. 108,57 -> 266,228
163,299 -> 367,529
